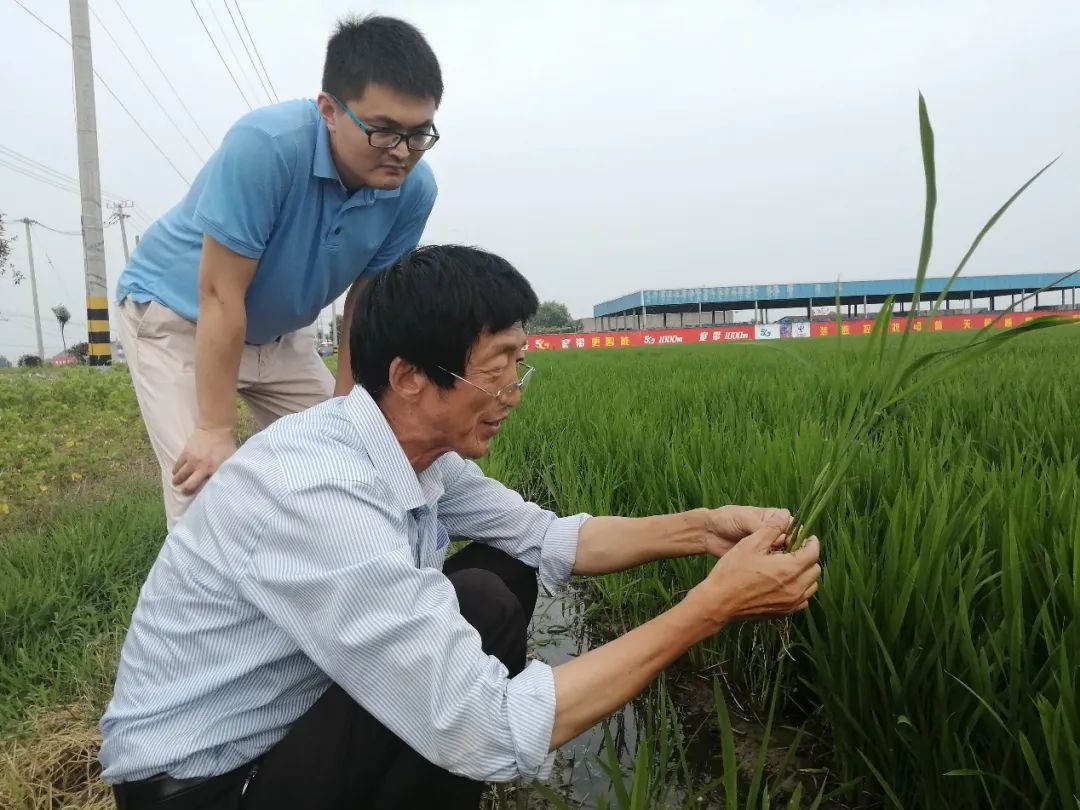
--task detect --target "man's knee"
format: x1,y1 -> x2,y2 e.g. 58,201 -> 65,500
442,542 -> 539,618
448,568 -> 529,676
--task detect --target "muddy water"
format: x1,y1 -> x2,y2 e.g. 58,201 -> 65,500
519,591 -> 679,808
504,591 -> 820,809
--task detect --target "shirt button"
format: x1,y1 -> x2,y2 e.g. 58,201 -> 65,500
334,227 -> 342,235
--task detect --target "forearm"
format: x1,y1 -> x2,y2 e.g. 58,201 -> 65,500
572,509 -> 709,576
333,278 -> 366,396
549,592 -> 718,748
195,293 -> 245,430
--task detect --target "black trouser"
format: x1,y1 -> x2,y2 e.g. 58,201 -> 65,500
112,544 -> 538,810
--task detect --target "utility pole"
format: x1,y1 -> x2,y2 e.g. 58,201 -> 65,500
70,0 -> 111,366
19,218 -> 46,360
110,200 -> 134,262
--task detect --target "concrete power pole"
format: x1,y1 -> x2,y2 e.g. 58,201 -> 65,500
70,0 -> 111,366
110,200 -> 134,262
19,218 -> 46,360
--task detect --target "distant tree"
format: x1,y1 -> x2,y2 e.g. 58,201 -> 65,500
0,213 -> 23,285
0,355 -> 10,369
528,300 -> 575,334
70,341 -> 89,362
52,304 -> 71,352
18,354 -> 42,368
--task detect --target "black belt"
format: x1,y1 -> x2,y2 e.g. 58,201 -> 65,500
113,762 -> 258,809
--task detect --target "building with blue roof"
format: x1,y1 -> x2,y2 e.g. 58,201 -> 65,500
585,272 -> 1079,331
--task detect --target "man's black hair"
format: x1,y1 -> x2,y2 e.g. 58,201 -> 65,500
323,15 -> 443,105
351,245 -> 538,399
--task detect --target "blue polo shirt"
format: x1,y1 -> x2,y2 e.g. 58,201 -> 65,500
116,99 -> 437,345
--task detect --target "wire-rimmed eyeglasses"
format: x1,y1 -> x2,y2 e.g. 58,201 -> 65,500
437,361 -> 536,401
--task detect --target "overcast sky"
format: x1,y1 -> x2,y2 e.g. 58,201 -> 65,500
1,0 -> 1078,359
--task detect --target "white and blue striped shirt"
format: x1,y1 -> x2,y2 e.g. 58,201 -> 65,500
99,386 -> 588,784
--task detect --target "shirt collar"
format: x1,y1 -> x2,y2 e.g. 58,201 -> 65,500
313,116 -> 403,202
312,116 -> 340,183
341,385 -> 444,511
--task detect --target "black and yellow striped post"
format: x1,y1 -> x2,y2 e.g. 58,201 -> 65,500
86,295 -> 111,366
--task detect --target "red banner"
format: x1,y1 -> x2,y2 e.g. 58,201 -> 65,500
525,326 -> 755,352
809,311 -> 1080,338
524,312 -> 1080,352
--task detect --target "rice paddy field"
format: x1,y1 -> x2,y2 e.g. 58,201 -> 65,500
489,329 -> 1080,809
1,326 -> 1079,808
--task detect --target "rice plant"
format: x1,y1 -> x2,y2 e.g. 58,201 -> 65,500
787,93 -> 1071,552
528,674 -> 827,809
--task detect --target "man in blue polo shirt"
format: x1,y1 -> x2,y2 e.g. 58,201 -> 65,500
114,15 -> 441,528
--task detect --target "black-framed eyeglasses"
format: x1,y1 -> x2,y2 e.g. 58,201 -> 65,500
437,361 -> 536,402
332,94 -> 440,151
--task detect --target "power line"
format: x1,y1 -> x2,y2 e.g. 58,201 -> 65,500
9,0 -> 191,185
28,220 -> 83,237
113,0 -> 217,151
0,145 -> 129,202
0,157 -> 86,196
207,0 -> 260,105
88,3 -> 208,162
0,162 -> 126,237
189,0 -> 253,111
234,1 -> 278,103
0,146 -> 85,191
8,0 -> 68,41
223,0 -> 273,104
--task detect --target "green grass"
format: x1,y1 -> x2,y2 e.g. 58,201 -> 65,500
0,365 -> 258,527
0,480 -> 164,735
1,332 -> 1077,808
0,366 -> 152,520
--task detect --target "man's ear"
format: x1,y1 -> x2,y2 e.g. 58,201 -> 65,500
387,357 -> 425,400
316,92 -> 337,131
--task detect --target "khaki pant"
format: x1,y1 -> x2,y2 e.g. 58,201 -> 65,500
117,298 -> 334,529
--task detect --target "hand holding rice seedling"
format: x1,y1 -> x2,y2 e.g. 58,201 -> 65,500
691,514 -> 822,622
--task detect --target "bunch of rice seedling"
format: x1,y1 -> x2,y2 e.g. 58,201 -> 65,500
787,93 -> 1075,552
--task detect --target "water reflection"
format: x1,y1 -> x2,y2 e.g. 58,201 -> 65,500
520,591 -> 649,807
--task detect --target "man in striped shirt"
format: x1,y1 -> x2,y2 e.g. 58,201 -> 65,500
100,245 -> 822,809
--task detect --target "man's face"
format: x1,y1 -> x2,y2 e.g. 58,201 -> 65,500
318,83 -> 437,191
424,325 -> 529,460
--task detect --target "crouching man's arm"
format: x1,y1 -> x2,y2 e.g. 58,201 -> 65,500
436,456 -> 794,590
571,505 -> 793,575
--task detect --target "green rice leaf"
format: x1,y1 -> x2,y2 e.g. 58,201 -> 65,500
712,677 -> 740,809
926,156 -> 1061,320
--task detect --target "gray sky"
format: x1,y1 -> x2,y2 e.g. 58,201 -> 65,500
1,0 -> 1078,359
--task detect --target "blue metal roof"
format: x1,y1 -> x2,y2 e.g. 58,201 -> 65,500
592,272 -> 1078,317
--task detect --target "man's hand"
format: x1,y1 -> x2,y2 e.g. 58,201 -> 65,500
702,505 -> 792,558
689,516 -> 821,626
171,426 -> 237,495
